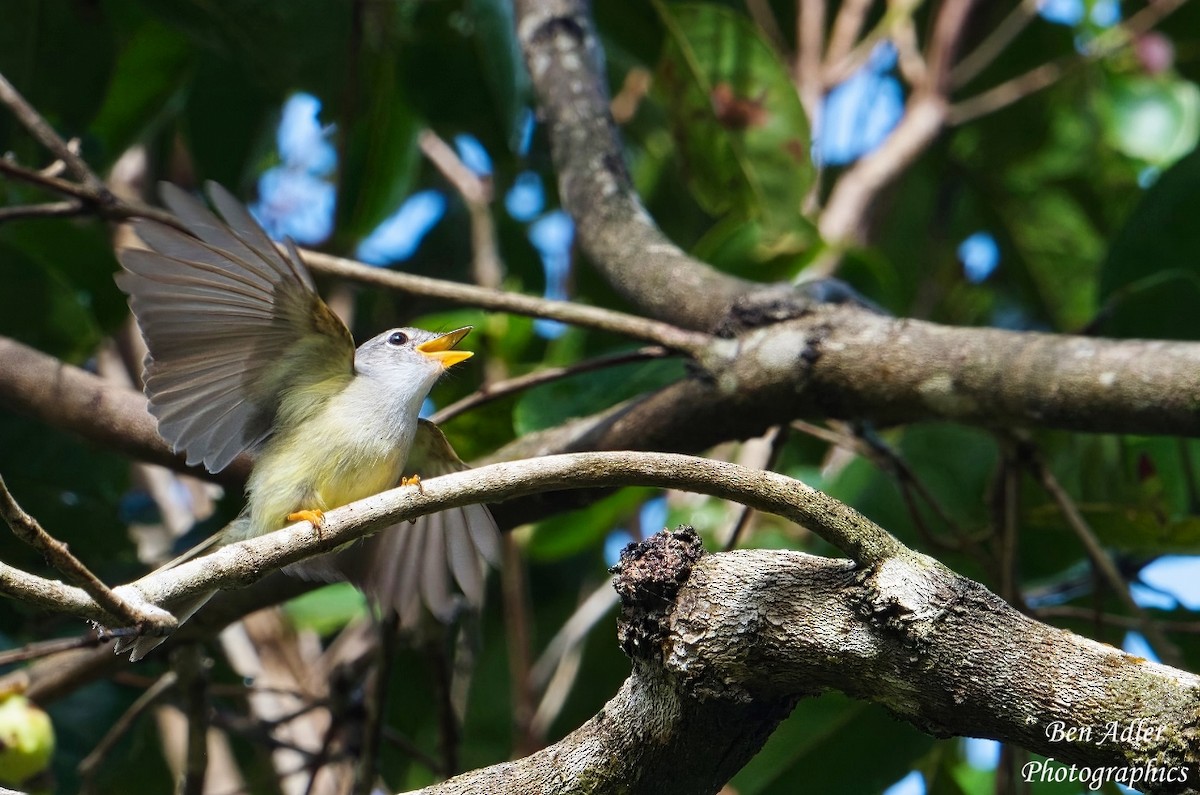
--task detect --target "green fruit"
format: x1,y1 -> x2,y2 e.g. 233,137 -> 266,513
0,694 -> 55,786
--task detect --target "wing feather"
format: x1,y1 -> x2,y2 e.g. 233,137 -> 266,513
116,182 -> 354,473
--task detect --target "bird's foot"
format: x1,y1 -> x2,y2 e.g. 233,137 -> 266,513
401,474 -> 424,494
287,509 -> 326,537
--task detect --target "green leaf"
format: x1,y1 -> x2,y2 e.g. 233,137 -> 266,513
0,0 -> 115,158
1,217 -> 127,340
513,357 -> 686,435
284,583 -> 366,635
1101,76 -> 1200,168
655,3 -> 817,260
693,214 -> 819,281
0,239 -> 102,360
468,0 -> 530,149
920,741 -> 974,795
335,4 -> 421,243
823,425 -> 999,553
184,55 -> 275,189
90,18 -> 194,163
526,487 -> 653,561
1027,504 -> 1200,554
1098,146 -> 1200,340
0,415 -> 134,579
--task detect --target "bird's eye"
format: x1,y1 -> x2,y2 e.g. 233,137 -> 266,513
387,331 -> 409,347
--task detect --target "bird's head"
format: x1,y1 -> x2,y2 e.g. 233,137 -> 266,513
354,326 -> 474,400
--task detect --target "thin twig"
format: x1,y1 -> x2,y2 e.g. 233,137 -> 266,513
813,93 -> 947,257
0,631 -> 111,666
891,16 -> 928,89
1036,605 -> 1200,635
926,0 -> 978,95
994,442 -> 1021,604
301,249 -> 714,356
0,200 -> 84,222
1178,439 -> 1200,515
430,346 -> 673,424
0,157 -> 101,200
530,581 -> 619,692
790,420 -> 988,558
178,647 -> 211,795
381,726 -> 444,773
795,0 -> 825,134
1025,448 -> 1183,668
822,29 -> 888,89
948,60 -> 1066,124
502,533 -> 537,755
419,129 -> 504,290
78,671 -> 178,780
859,427 -> 990,557
0,475 -> 173,631
824,0 -> 875,74
0,156 -> 186,230
950,0 -> 1189,124
351,626 -> 391,793
744,0 -> 787,52
723,426 -> 790,551
0,111 -> 712,359
950,0 -> 1040,89
0,71 -> 106,192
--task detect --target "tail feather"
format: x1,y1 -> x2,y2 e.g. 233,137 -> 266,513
113,522 -> 239,661
114,590 -> 215,661
331,502 -> 499,630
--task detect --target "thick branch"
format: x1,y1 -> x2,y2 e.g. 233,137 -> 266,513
0,336 -> 249,485
492,305 -> 1200,480
414,663 -> 794,795
415,533 -> 1200,795
12,296 -> 1200,554
513,0 -> 761,331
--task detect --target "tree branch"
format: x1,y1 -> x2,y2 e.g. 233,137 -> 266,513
490,306 -> 1200,482
413,531 -> 1200,794
0,452 -> 905,632
12,294 -> 1200,549
513,0 -> 765,331
298,250 -> 712,355
0,336 -> 250,485
0,476 -> 174,631
949,0 -> 1189,125
0,71 -> 107,193
418,129 -> 504,290
815,91 -> 947,250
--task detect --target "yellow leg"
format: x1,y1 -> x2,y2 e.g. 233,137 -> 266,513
401,474 -> 424,494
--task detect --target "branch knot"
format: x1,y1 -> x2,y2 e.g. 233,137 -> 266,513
612,527 -> 705,661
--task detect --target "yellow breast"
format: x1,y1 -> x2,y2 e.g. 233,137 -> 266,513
242,401 -> 417,537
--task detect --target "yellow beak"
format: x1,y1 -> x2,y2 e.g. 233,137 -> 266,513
417,326 -> 474,369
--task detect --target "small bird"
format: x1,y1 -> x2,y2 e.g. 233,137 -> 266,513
114,181 -> 499,660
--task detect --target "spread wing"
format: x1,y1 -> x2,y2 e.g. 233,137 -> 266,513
332,420 -> 501,628
116,182 -> 355,473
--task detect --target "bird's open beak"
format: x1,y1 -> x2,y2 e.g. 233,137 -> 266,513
417,326 -> 474,369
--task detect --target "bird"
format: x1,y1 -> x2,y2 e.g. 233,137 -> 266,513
113,181 -> 500,660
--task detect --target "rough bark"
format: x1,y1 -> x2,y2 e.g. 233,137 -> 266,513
413,530 -> 1200,795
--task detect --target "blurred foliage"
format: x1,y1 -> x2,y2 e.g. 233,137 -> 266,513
1,1 -> 1199,793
